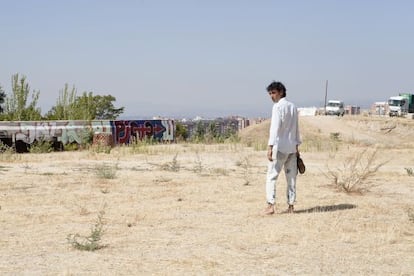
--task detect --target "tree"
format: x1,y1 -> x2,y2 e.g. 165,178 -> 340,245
94,95 -> 124,120
0,85 -> 5,113
206,121 -> 219,142
3,74 -> 41,121
46,90 -> 125,120
175,122 -> 188,141
72,92 -> 96,120
45,84 -> 77,120
193,121 -> 206,142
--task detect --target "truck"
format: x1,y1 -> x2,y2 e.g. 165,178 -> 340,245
388,93 -> 414,117
325,100 -> 345,116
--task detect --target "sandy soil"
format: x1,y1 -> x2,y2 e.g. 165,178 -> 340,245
1,115 -> 413,275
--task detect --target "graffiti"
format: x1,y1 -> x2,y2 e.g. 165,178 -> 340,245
0,120 -> 175,148
112,120 -> 172,144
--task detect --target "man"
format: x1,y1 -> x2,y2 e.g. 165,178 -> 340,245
263,81 -> 301,215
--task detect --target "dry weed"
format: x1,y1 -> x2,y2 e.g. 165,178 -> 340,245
325,148 -> 388,194
160,153 -> 180,172
236,155 -> 252,185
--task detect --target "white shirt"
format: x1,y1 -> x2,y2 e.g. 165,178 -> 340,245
268,97 -> 301,153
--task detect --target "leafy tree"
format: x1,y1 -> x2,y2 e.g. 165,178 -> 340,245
192,121 -> 206,142
94,95 -> 124,120
3,74 -> 41,121
206,121 -> 219,142
72,92 -> 96,120
45,83 -> 77,120
175,122 -> 188,141
47,90 -> 124,120
0,85 -> 5,113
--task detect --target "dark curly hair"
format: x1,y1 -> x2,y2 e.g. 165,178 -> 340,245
266,81 -> 286,97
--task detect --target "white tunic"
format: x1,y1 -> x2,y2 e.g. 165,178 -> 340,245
267,97 -> 301,153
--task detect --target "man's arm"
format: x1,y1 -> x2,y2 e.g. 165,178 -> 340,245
267,105 -> 281,161
296,107 -> 301,155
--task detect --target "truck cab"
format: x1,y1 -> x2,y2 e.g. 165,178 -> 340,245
326,100 -> 345,116
388,96 -> 408,117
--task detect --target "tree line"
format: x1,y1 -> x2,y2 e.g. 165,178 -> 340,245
0,74 -> 124,121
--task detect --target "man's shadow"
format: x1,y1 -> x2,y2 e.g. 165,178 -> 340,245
295,203 -> 357,214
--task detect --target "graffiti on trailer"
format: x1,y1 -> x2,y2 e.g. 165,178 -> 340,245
0,120 -> 175,146
112,120 -> 174,144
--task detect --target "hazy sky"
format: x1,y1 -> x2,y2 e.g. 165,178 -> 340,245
1,0 -> 413,118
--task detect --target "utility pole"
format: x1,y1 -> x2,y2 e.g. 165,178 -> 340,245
324,80 -> 328,115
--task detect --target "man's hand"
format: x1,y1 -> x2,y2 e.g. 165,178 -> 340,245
267,146 -> 273,161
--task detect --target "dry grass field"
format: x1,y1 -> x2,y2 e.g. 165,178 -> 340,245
1,115 -> 413,275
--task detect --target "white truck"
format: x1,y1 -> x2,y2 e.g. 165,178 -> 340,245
388,93 -> 414,117
325,100 -> 345,116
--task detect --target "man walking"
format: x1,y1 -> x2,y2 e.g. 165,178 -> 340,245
263,81 -> 301,215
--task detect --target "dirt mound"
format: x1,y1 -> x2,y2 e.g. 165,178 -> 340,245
238,119 -> 270,147
239,115 -> 414,149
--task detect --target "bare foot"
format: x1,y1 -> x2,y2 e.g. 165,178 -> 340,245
263,203 -> 275,215
285,205 -> 294,214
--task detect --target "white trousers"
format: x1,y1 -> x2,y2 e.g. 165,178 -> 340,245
266,151 -> 297,205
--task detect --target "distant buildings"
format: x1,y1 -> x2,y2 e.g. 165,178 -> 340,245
179,116 -> 265,140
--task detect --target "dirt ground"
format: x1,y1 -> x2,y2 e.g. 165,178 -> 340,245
1,115 -> 413,275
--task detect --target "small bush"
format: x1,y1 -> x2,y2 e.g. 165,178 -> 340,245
0,140 -> 11,152
325,148 -> 387,194
160,153 -> 180,172
330,132 -> 341,141
67,204 -> 107,251
211,167 -> 228,176
29,139 -> 53,153
193,152 -> 203,174
224,133 -> 240,144
236,156 -> 251,185
130,137 -> 157,154
63,142 -> 80,151
0,141 -> 18,161
90,144 -> 112,154
408,209 -> 414,223
95,163 -> 118,179
405,167 -> 413,176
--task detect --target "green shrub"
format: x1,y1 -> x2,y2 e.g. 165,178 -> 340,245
405,167 -> 413,176
63,142 -> 80,151
67,205 -> 107,251
0,141 -> 17,161
29,139 -> 53,153
130,136 -> 157,154
95,163 -> 118,179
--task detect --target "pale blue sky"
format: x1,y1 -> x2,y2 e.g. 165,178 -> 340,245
1,0 -> 413,118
